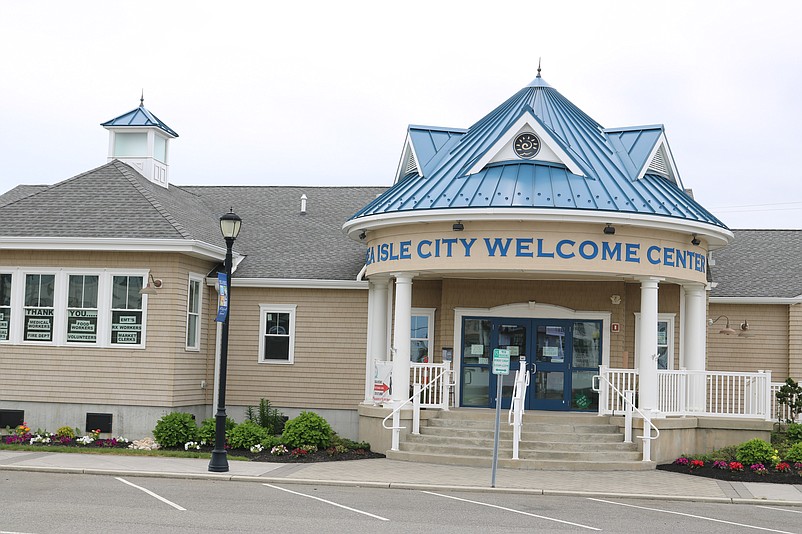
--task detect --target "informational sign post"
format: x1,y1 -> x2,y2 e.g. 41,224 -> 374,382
215,273 -> 229,323
491,348 -> 510,487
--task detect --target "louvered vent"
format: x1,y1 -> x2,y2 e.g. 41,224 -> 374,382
404,150 -> 419,176
647,146 -> 669,177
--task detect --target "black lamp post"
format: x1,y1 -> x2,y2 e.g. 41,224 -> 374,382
208,209 -> 242,473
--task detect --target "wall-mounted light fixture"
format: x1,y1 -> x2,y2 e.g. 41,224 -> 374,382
603,223 -> 615,235
139,274 -> 163,296
708,315 -> 749,336
358,230 -> 367,240
691,234 -> 701,246
452,221 -> 464,231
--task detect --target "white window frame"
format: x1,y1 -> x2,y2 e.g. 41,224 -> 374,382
0,267 -> 150,348
258,304 -> 297,364
0,272 -> 11,343
185,273 -> 203,351
65,273 -> 100,345
634,312 -> 675,370
410,308 -> 435,363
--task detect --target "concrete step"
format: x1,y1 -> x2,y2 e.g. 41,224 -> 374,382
405,433 -> 636,452
420,426 -> 624,443
398,441 -> 642,462
436,409 -> 606,425
386,450 -> 656,471
428,419 -> 621,434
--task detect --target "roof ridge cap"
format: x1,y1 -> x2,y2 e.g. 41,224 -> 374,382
112,160 -> 194,240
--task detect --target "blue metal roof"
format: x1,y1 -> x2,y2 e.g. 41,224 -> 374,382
101,104 -> 179,138
350,76 -> 726,229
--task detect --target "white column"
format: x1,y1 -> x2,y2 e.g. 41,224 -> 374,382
683,283 -> 707,412
363,278 -> 389,403
638,278 -> 660,415
391,273 -> 414,406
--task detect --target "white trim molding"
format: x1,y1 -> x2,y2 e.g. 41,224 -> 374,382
0,237 -> 229,262
210,278 -> 369,290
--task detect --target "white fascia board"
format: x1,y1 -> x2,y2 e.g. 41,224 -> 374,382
393,132 -> 422,184
709,296 -> 802,304
204,277 -> 368,290
0,237 -> 228,261
466,112 -> 586,177
344,207 -> 735,247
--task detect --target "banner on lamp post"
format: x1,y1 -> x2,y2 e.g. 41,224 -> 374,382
215,273 -> 228,322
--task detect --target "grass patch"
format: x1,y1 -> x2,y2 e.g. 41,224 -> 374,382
0,443 -> 248,461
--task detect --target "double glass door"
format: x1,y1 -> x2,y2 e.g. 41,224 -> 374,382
460,317 -> 602,411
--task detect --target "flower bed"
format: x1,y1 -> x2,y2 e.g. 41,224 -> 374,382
657,457 -> 802,484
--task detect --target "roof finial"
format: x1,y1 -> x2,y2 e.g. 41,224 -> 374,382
140,89 -> 144,107
536,57 -> 542,78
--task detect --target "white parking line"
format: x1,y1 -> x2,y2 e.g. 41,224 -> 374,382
589,498 -> 796,534
114,477 -> 186,511
262,484 -> 389,521
2,531 -> 39,534
758,506 -> 802,515
423,491 -> 601,531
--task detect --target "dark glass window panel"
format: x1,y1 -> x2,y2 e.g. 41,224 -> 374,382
572,321 -> 601,368
571,371 -> 599,410
536,325 -> 566,362
0,273 -> 11,306
112,276 -> 128,309
462,319 -> 492,365
534,371 -> 564,400
264,336 -> 290,360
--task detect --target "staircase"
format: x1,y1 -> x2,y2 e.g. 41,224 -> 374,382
385,409 -> 654,471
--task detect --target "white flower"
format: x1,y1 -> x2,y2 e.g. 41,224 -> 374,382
184,441 -> 201,451
250,444 -> 264,453
76,435 -> 94,445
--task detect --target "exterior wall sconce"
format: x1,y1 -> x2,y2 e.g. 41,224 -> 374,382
708,315 -> 749,336
139,274 -> 163,296
453,221 -> 464,231
691,234 -> 701,246
603,223 -> 615,235
358,230 -> 367,241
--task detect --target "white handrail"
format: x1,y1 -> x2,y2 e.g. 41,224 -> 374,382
593,372 -> 660,462
507,360 -> 530,460
382,365 -> 452,451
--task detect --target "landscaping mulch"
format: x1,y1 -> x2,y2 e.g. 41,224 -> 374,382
657,462 -> 802,484
239,448 -> 385,463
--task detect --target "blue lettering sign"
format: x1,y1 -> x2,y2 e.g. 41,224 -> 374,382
460,238 -> 477,257
647,246 -> 661,265
556,239 -> 575,259
418,240 -> 432,259
484,238 -> 513,257
579,240 -> 598,260
625,243 -> 640,263
516,238 -> 534,257
399,240 -> 412,260
537,238 -> 554,258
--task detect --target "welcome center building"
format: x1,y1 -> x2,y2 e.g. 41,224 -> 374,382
1,71 -> 800,466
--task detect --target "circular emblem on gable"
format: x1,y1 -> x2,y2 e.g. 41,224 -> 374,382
513,132 -> 540,159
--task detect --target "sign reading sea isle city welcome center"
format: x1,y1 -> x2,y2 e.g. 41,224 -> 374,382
364,232 -> 707,283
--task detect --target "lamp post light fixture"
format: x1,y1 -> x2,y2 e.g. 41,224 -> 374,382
208,208 -> 242,473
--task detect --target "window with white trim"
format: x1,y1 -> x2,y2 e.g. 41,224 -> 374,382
186,275 -> 202,350
634,313 -> 675,370
410,308 -> 435,363
24,274 -> 56,342
0,273 -> 12,341
259,304 -> 296,364
66,275 -> 99,344
110,275 -> 144,345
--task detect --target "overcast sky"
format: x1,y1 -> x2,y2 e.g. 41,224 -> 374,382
1,0 -> 800,229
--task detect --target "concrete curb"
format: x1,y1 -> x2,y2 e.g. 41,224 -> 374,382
3,464 -> 802,506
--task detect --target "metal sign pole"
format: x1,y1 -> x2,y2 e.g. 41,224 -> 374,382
491,372 -> 502,487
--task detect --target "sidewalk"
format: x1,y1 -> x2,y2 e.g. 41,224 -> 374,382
2,450 -> 802,505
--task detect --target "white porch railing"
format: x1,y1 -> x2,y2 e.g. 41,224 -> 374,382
507,360 -> 530,460
597,367 -> 774,421
382,361 -> 453,451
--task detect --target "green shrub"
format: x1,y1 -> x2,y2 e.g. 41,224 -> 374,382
228,420 -> 270,449
197,417 -> 237,444
246,399 -> 287,435
282,411 -> 333,449
330,434 -> 372,451
735,438 -> 775,465
55,426 -> 76,439
708,445 -> 738,462
260,435 -> 285,449
785,442 -> 802,463
786,423 -> 802,443
153,412 -> 198,448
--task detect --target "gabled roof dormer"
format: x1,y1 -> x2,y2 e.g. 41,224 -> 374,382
101,95 -> 178,188
605,125 -> 683,188
465,108 -> 588,177
394,125 -> 466,183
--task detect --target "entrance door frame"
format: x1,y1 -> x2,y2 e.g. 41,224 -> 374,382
453,302 -> 611,409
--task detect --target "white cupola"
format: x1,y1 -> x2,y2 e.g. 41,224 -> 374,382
101,94 -> 178,188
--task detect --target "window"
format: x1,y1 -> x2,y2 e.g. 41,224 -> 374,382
410,308 -> 435,363
634,313 -> 675,370
66,275 -> 99,343
259,304 -> 296,363
110,275 -> 144,345
186,275 -> 202,350
0,273 -> 11,341
24,274 -> 55,342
